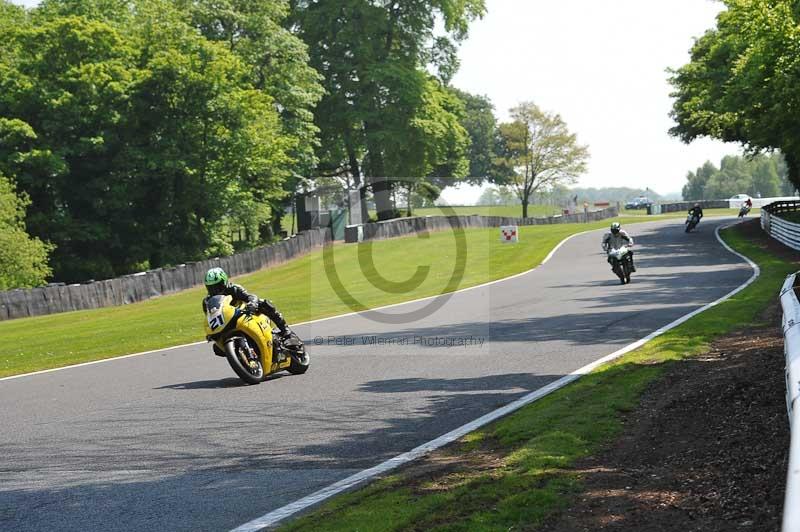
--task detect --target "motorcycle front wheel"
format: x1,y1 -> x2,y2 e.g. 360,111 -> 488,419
611,260 -> 626,284
225,336 -> 264,385
288,346 -> 310,375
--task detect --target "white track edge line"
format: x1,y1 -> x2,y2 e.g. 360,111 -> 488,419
1,228 -> 599,382
230,220 -> 759,532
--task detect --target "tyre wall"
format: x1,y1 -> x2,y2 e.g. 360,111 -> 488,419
0,228 -> 331,321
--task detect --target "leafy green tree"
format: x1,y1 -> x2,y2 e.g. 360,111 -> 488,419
703,156 -> 752,199
774,152 -> 798,195
448,88 -> 497,183
680,153 -> 790,200
0,174 -> 53,289
182,0 -> 324,238
682,161 -> 718,200
751,156 -> 781,197
670,0 -> 800,188
494,102 -> 589,218
477,185 -> 518,206
0,14 -> 138,280
0,2 -> 294,281
291,0 -> 485,219
0,0 -> 26,30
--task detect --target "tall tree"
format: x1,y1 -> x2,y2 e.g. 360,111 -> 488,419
494,102 -> 589,218
702,155 -> 752,199
670,0 -> 800,188
0,1 -> 295,281
680,153 -> 791,200
182,0 -> 324,237
682,160 -> 718,200
290,0 -> 485,220
448,88 -> 497,183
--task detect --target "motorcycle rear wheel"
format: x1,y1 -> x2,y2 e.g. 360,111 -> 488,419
225,336 -> 264,385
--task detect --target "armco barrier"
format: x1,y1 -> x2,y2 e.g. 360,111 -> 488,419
344,206 -> 618,243
779,273 -> 800,531
0,228 -> 331,321
762,201 -> 800,251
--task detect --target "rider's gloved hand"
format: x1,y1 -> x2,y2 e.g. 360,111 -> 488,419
245,302 -> 259,314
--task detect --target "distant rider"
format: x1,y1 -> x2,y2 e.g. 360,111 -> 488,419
688,203 -> 704,221
202,267 -> 292,342
602,222 -> 636,272
744,198 -> 753,209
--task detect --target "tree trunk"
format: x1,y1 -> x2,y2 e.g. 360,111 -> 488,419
786,151 -> 800,192
372,177 -> 394,221
363,125 -> 394,221
346,142 -> 368,223
522,197 -> 529,218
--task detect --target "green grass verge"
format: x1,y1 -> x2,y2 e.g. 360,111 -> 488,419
0,216 -> 657,378
277,222 -> 792,532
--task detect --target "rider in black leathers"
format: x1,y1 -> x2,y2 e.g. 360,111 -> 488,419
202,267 -> 291,349
688,203 -> 704,221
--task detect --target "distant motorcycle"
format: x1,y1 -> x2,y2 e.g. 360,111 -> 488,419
738,204 -> 751,218
606,246 -> 633,285
685,213 -> 700,232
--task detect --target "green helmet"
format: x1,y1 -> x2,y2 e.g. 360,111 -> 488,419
610,222 -> 621,234
204,267 -> 229,295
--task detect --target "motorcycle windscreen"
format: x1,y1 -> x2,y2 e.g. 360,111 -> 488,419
206,295 -> 228,331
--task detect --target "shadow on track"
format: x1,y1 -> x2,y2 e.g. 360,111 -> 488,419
157,373 -> 288,390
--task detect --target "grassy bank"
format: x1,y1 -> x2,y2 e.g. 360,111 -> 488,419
1,216 -> 654,378
278,221 -> 791,532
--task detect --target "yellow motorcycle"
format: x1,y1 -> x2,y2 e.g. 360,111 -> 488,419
203,294 -> 309,385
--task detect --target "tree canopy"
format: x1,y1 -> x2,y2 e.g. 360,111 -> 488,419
493,102 -> 589,218
0,0 -> 592,288
290,0 -> 484,219
0,0 -> 319,282
681,153 -> 795,200
670,0 -> 800,188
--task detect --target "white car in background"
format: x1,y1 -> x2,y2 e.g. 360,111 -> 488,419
729,193 -> 752,202
728,193 -> 752,209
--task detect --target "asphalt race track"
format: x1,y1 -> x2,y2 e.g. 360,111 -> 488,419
0,218 -> 754,531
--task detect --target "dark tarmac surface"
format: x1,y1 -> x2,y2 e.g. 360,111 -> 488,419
0,218 -> 753,531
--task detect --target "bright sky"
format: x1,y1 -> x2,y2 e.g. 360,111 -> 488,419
445,0 -> 735,203
14,0 -> 735,203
